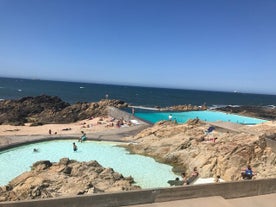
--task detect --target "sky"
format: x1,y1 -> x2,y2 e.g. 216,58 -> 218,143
0,0 -> 275,95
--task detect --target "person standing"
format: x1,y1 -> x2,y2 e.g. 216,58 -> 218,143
73,142 -> 78,152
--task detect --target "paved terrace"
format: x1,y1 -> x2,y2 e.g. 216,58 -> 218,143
131,193 -> 276,207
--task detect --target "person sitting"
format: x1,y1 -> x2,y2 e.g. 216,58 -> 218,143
241,165 -> 255,180
167,177 -> 184,186
205,126 -> 215,134
186,167 -> 199,185
78,131 -> 87,142
181,172 -> 188,185
214,175 -> 221,183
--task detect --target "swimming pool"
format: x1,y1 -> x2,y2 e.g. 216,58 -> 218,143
0,140 -> 177,189
134,110 -> 266,124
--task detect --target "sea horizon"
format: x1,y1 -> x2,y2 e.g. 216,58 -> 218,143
1,76 -> 276,107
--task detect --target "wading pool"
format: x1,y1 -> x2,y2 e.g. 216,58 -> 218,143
0,140 -> 177,189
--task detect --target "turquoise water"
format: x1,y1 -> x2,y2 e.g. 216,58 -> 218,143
135,110 -> 266,124
0,140 -> 177,189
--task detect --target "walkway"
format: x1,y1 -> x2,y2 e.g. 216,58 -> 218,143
130,193 -> 276,207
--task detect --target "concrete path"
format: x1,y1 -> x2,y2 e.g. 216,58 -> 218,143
130,193 -> 276,207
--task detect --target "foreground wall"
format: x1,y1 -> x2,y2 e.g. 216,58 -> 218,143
1,178 -> 276,207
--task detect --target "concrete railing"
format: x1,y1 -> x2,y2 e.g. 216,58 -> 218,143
1,178 -> 276,207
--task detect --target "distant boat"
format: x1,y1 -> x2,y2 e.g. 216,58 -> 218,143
18,89 -> 22,92
80,86 -> 85,89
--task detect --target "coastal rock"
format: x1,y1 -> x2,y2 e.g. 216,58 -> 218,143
217,105 -> 276,120
0,95 -> 128,125
124,120 -> 276,182
159,104 -> 207,111
0,158 -> 140,202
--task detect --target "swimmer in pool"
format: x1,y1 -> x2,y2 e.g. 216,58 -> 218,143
73,143 -> 78,151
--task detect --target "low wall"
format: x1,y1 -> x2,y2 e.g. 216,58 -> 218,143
1,178 -> 276,207
107,106 -> 150,125
266,138 -> 276,153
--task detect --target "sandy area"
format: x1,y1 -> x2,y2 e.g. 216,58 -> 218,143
0,116 -> 149,149
0,117 -> 116,137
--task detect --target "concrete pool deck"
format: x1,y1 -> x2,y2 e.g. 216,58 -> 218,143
0,123 -> 150,150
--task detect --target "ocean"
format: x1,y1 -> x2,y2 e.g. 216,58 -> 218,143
1,77 -> 276,108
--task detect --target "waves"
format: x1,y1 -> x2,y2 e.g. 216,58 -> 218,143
130,105 -> 160,111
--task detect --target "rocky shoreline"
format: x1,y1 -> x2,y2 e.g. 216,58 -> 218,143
215,105 -> 276,120
0,158 -> 140,202
0,95 -> 128,126
1,95 -> 276,202
123,119 -> 276,182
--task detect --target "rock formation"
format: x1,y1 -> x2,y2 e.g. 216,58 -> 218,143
0,158 -> 140,202
0,95 -> 128,125
158,104 -> 207,111
217,105 -> 276,120
124,119 -> 276,181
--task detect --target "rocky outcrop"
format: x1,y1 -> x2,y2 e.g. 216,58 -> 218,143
124,120 -> 276,181
158,104 -> 207,111
217,105 -> 276,120
0,158 -> 140,202
0,95 -> 128,125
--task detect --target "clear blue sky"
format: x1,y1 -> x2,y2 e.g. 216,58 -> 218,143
0,0 -> 275,94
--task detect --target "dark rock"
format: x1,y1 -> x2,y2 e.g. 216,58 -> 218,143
32,160 -> 52,170
0,95 -> 128,125
216,105 -> 276,120
63,167 -> 72,175
59,158 -> 70,165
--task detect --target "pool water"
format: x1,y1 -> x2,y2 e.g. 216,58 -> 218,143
0,140 -> 177,189
135,110 -> 266,124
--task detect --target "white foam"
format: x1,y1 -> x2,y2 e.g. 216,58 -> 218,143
131,105 -> 160,111
193,177 -> 225,185
130,120 -> 140,125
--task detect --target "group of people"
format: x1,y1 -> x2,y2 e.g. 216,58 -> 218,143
72,131 -> 88,151
168,167 -> 199,186
168,165 -> 256,187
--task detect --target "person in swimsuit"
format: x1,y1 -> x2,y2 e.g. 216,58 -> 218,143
73,142 -> 78,151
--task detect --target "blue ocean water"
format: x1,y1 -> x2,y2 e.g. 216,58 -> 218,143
1,77 -> 276,107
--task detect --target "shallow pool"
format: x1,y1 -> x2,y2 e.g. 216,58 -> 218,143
135,110 -> 266,124
0,140 -> 177,189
